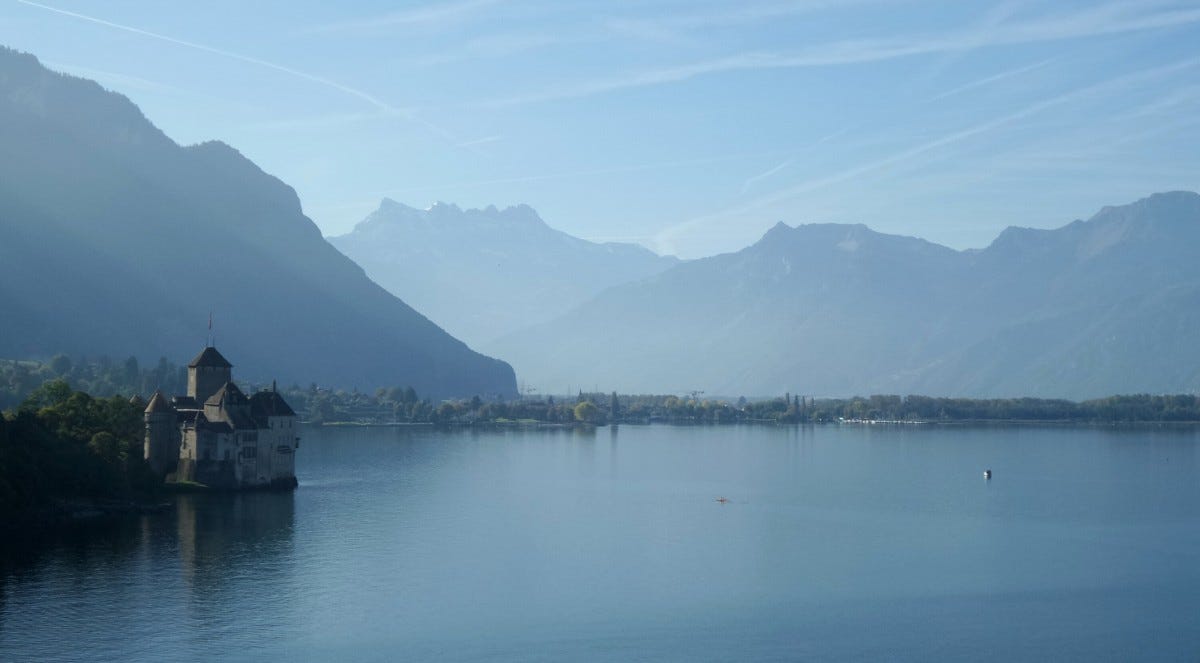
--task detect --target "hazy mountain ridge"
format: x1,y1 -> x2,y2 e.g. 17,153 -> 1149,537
488,192 -> 1200,399
0,47 -> 516,398
329,199 -> 678,346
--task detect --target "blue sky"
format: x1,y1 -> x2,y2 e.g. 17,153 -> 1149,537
3,0 -> 1199,257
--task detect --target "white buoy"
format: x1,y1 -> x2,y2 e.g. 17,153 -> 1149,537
983,469 -> 992,480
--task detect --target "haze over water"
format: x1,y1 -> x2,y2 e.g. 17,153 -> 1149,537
2,424 -> 1198,661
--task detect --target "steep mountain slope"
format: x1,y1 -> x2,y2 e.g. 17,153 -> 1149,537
912,191 -> 1200,396
329,200 -> 678,346
488,192 -> 1200,399
0,47 -> 515,398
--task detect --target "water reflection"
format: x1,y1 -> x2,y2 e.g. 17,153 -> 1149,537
0,490 -> 296,660
176,492 -> 296,587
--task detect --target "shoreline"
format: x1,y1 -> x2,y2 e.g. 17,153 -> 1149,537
309,419 -> 1200,428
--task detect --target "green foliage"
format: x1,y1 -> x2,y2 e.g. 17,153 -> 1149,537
573,401 -> 599,423
88,432 -> 123,464
1,382 -> 156,519
0,354 -> 187,411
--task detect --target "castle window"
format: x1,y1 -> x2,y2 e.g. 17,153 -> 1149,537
242,446 -> 257,459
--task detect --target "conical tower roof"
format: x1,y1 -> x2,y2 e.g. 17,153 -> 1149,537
145,390 -> 174,414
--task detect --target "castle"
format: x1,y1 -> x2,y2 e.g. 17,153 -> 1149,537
143,346 -> 299,489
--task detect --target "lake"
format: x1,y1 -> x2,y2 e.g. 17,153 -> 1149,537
2,424 -> 1198,661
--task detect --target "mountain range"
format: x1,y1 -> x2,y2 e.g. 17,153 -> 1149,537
3,44 -> 1196,402
0,47 -> 516,398
486,192 -> 1200,399
329,200 -> 678,347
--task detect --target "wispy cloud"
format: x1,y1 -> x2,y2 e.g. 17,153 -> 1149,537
928,58 -> 1057,101
238,111 -> 396,133
399,31 -> 582,68
734,130 -> 846,196
45,60 -> 266,114
13,0 -> 408,115
302,0 -> 505,34
12,0 -> 495,152
482,2 -> 1200,107
604,0 -> 885,43
456,135 -> 504,148
917,0 -> 1027,85
740,158 -> 795,193
653,56 -> 1200,254
1114,83 -> 1200,120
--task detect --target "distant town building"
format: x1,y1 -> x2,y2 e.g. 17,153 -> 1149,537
144,347 -> 298,489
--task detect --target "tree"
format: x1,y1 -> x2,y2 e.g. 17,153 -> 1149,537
574,401 -> 598,424
22,379 -> 72,411
609,392 -> 619,421
122,356 -> 140,386
88,431 -> 123,463
151,357 -> 170,391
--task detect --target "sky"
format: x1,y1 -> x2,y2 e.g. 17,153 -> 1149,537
2,0 -> 1199,258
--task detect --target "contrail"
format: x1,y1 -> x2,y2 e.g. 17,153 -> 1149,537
15,0 -> 398,113
655,56 -> 1200,251
12,0 -> 473,148
740,158 -> 795,194
746,57 -> 1200,209
929,58 -> 1057,102
482,2 -> 1200,107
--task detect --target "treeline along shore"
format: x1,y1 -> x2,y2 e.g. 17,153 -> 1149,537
331,391 -> 1200,426
3,355 -> 1199,427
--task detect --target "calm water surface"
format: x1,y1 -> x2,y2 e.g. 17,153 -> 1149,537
2,424 -> 1199,661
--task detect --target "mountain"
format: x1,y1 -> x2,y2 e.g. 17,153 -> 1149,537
487,192 -> 1200,399
0,47 -> 515,399
329,200 -> 678,347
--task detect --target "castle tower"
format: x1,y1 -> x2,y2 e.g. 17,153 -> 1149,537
187,346 -> 233,405
144,390 -> 179,475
